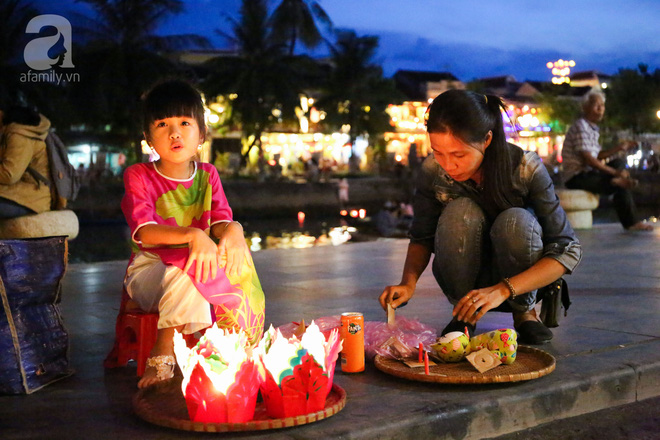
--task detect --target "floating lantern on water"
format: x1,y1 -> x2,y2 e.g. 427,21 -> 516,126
256,321 -> 343,418
173,326 -> 264,424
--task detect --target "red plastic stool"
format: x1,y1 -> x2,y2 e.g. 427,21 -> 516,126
104,288 -> 206,377
104,290 -> 159,377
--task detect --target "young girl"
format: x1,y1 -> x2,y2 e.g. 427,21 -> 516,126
379,90 -> 582,344
121,80 -> 265,388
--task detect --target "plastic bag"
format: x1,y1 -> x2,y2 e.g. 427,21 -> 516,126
366,317 -> 437,361
276,315 -> 437,361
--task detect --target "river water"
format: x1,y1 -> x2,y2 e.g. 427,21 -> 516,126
67,214 -> 375,263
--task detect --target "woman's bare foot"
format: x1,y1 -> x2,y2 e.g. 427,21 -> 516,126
512,308 -> 553,344
512,307 -> 540,327
627,221 -> 653,232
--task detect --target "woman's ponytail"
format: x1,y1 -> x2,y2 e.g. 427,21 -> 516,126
480,94 -> 523,217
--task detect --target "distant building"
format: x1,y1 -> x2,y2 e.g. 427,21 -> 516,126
473,75 -> 555,157
569,70 -> 612,90
393,70 -> 465,102
476,75 -> 540,101
384,70 -> 466,164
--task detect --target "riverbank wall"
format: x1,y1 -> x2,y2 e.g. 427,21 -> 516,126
71,177 -> 411,220
70,172 -> 660,222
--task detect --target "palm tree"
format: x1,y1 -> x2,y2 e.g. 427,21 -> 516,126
202,0 -> 321,166
0,0 -> 41,109
316,30 -> 402,165
270,0 -> 333,55
69,0 -> 209,158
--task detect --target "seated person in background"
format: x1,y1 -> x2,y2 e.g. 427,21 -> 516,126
373,200 -> 400,237
0,106 -> 52,219
561,91 -> 652,231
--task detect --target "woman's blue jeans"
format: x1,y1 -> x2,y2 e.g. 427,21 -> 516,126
431,198 -> 542,312
0,197 -> 35,219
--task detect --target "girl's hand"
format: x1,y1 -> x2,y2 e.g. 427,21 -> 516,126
379,284 -> 414,310
183,229 -> 220,283
453,283 -> 510,325
217,222 -> 251,278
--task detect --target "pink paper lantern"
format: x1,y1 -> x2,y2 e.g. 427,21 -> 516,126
174,327 -> 264,424
256,322 -> 342,418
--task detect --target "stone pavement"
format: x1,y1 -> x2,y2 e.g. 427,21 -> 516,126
1,223 -> 659,439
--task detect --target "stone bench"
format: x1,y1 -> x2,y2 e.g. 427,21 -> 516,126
556,189 -> 599,229
0,210 -> 79,240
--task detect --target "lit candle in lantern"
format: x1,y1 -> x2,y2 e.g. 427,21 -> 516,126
173,326 -> 264,424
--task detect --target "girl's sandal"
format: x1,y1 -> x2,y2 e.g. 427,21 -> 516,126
146,355 -> 176,381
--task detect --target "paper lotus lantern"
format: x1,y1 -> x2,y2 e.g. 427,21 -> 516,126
256,321 -> 343,418
173,325 -> 264,424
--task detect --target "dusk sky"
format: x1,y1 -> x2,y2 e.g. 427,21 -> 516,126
40,0 -> 660,82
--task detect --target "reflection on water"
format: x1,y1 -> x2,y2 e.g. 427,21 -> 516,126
247,227 -> 355,252
68,216 -> 363,263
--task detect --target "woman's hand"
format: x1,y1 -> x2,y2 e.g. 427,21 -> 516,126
217,222 -> 251,278
453,283 -> 510,325
183,228 -> 221,283
379,284 -> 414,311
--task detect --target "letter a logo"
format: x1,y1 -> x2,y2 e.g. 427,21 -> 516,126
24,14 -> 75,71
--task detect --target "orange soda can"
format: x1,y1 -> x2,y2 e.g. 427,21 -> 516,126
340,312 -> 365,373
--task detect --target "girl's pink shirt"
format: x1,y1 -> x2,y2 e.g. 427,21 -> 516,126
121,161 -> 232,253
121,161 -> 243,308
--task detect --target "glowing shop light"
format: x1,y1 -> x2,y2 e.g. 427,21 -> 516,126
547,59 -> 575,85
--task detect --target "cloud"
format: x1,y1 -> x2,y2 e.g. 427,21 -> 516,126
371,30 -> 660,81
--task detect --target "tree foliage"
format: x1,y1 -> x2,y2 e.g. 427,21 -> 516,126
68,0 -> 209,156
269,0 -> 332,55
316,30 -> 403,154
0,0 -> 43,109
536,91 -> 581,134
202,0 -> 321,162
605,64 -> 660,134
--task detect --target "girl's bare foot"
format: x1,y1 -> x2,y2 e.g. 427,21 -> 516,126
138,326 -> 181,389
627,221 -> 653,232
138,354 -> 176,389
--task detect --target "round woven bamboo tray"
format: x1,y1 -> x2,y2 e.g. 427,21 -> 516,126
374,346 -> 555,384
132,377 -> 346,432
